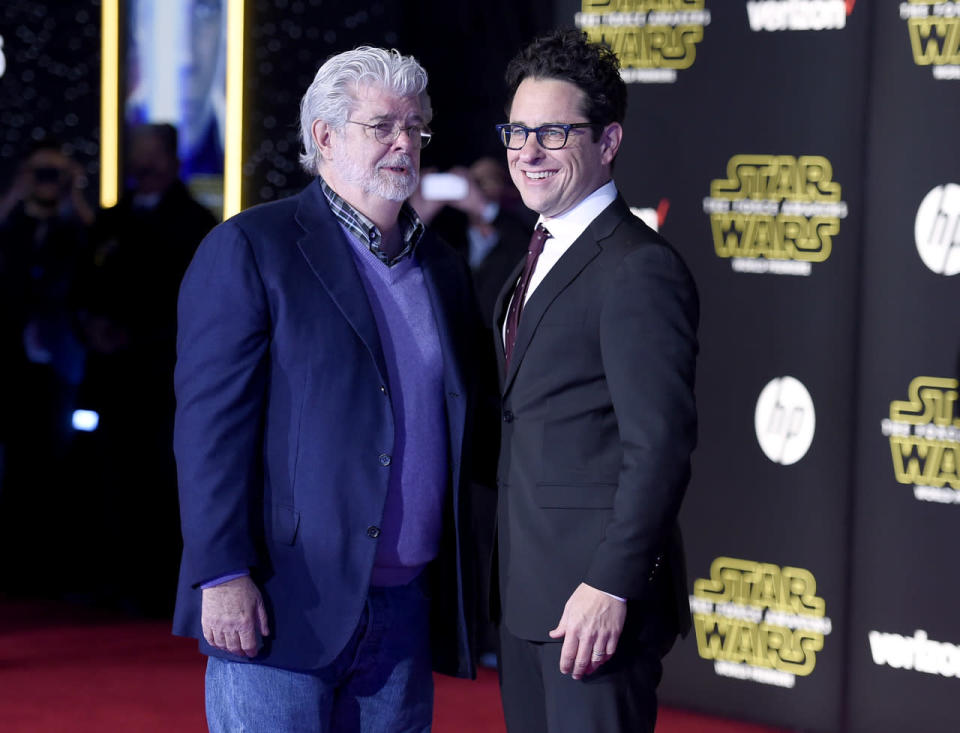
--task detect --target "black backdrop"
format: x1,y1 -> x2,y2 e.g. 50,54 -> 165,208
2,2 -> 959,731
845,3 -> 960,732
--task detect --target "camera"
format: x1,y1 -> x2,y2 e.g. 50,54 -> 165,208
420,173 -> 468,201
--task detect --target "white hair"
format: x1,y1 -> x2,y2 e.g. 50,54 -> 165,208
298,46 -> 432,175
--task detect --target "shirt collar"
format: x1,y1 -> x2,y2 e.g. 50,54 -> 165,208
539,180 -> 618,246
318,176 -> 425,266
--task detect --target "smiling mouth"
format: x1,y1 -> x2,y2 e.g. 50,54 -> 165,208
524,170 -> 557,180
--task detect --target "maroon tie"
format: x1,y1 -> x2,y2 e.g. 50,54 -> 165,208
504,223 -> 551,370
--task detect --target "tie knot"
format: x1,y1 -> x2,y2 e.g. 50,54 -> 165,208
530,223 -> 551,257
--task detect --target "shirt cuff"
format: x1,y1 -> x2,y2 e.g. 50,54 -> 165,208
599,590 -> 626,602
200,571 -> 250,589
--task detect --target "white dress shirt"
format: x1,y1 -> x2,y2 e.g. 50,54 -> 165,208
524,179 -> 619,305
502,180 -> 618,342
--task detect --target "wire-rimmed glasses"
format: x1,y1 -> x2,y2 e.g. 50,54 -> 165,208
347,120 -> 433,148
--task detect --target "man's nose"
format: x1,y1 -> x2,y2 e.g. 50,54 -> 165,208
516,131 -> 544,161
392,127 -> 418,151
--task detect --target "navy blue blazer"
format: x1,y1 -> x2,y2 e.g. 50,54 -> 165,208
172,178 -> 486,676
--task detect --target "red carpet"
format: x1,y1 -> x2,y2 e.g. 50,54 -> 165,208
0,597 -> 786,732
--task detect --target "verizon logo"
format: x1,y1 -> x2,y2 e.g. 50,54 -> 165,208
868,629 -> 960,678
746,0 -> 852,32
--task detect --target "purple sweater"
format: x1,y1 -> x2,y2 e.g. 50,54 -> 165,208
342,225 -> 449,587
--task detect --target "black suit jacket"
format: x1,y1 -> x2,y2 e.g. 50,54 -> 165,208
493,196 -> 698,650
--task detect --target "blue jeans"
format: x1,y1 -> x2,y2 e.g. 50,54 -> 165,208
205,578 -> 433,732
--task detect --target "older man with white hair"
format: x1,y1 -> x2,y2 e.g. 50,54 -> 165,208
172,46 -> 489,732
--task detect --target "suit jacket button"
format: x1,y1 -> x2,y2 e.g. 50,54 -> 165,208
379,385 -> 388,395
503,410 -> 514,423
367,526 -> 381,538
379,453 -> 391,466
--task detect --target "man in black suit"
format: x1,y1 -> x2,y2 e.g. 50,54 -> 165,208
492,29 -> 699,733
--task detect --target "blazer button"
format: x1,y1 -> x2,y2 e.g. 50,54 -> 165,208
379,385 -> 388,395
379,453 -> 392,466
367,526 -> 381,539
502,410 -> 514,423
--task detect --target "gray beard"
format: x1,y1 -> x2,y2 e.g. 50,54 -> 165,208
336,146 -> 418,202
362,156 -> 418,201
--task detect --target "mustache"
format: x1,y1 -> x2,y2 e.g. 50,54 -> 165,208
376,154 -> 416,172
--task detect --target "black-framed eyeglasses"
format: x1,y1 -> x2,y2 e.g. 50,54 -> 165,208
347,120 -> 432,148
495,122 -> 596,150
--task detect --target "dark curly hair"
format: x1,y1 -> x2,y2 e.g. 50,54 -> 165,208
505,29 -> 626,141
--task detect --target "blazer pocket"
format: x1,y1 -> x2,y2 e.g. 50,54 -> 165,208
271,503 -> 301,545
540,417 -> 620,485
534,482 -> 618,508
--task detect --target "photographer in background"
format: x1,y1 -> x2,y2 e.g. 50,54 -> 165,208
0,140 -> 94,226
68,122 -> 216,615
0,140 -> 92,592
411,156 -> 533,325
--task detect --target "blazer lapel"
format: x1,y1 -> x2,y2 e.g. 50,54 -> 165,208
492,258 -> 524,388
500,197 -> 629,395
294,180 -> 389,384
502,237 -> 600,394
418,237 -> 469,493
418,237 -> 468,401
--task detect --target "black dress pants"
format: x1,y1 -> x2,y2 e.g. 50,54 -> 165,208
497,623 -> 662,733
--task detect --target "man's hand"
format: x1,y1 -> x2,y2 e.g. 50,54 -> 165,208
446,166 -> 490,221
201,576 -> 270,658
548,582 -> 627,680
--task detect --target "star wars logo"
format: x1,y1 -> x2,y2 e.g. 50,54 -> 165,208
901,1 -> 960,79
881,376 -> 960,504
574,0 -> 711,84
703,154 -> 848,276
690,557 -> 832,688
747,0 -> 855,32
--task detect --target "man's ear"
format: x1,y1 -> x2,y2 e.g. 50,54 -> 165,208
312,119 -> 336,162
599,122 -> 623,166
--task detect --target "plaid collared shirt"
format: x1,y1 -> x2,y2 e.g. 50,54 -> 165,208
319,177 -> 425,267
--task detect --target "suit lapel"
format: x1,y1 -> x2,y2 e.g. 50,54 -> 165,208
419,237 -> 469,496
418,237 -> 467,401
501,237 -> 600,394
499,197 -> 629,395
294,179 -> 389,384
492,258 -> 524,387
